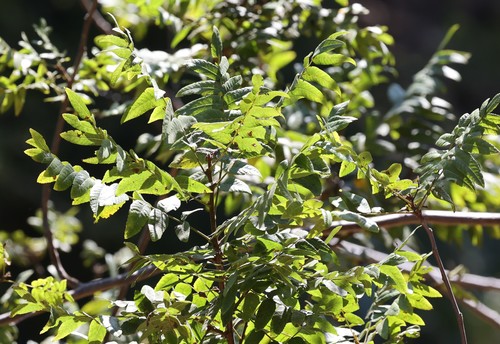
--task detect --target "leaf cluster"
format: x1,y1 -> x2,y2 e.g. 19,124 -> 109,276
0,1 -> 499,344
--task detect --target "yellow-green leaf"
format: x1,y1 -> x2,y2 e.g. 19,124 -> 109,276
65,88 -> 92,120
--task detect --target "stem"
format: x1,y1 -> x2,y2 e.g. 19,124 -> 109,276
205,154 -> 235,344
40,0 -> 98,288
417,211 -> 468,344
79,0 -> 113,34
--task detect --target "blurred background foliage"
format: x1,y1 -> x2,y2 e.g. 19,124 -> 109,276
1,0 -> 500,343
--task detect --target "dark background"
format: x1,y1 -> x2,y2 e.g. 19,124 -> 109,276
1,0 -> 499,343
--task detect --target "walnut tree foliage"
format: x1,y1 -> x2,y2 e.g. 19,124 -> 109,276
1,1 -> 500,343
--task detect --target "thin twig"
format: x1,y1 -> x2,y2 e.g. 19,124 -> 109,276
205,154 -> 235,344
79,0 -> 113,34
40,0 -> 99,288
417,212 -> 468,344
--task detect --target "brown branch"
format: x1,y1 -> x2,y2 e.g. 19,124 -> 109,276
461,298 -> 500,329
0,265 -> 160,327
323,210 -> 500,233
79,0 -> 113,34
417,212 -> 468,344
41,0 -> 100,288
205,154 -> 235,344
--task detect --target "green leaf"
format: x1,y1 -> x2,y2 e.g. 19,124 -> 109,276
122,87 -> 158,123
10,302 -> 45,316
271,307 -> 292,334
254,298 -> 276,330
148,208 -> 169,241
187,59 -> 219,80
313,53 -> 356,66
313,37 -> 345,57
95,34 -> 129,48
53,315 -> 87,340
290,79 -> 324,103
333,210 -> 379,232
176,80 -> 217,97
163,115 -> 197,146
46,158 -> 64,177
248,106 -> 282,119
71,170 -> 94,200
325,109 -> 357,133
62,114 -> 96,134
241,292 -> 260,321
149,101 -> 168,123
302,66 -> 339,93
380,265 -> 407,293
339,160 -> 356,177
253,90 -> 289,106
175,95 -> 224,119
400,311 -> 425,325
28,128 -> 50,152
175,175 -> 211,193
484,93 -> 500,114
65,88 -> 91,120
54,164 -> 75,191
219,177 -> 252,194
211,26 -> 222,59
110,59 -> 126,86
175,222 -> 190,242
88,319 -> 107,343
60,130 -> 103,146
223,75 -> 243,93
338,191 -> 372,213
344,312 -> 364,326
157,195 -> 181,213
125,200 -> 152,239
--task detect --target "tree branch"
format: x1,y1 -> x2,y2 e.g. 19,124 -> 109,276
417,212 -> 468,344
79,0 -> 113,34
322,210 -> 500,233
41,0 -> 99,288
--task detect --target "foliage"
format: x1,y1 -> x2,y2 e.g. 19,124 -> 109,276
0,1 -> 499,343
